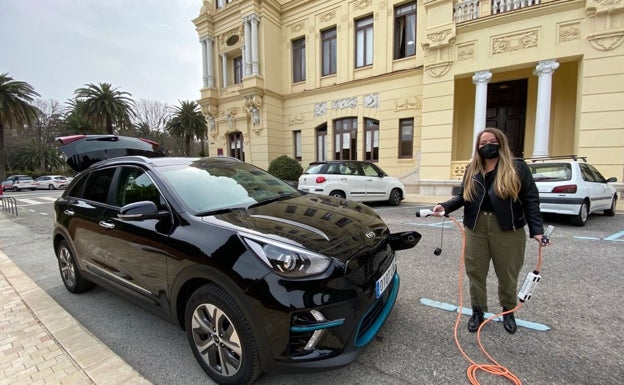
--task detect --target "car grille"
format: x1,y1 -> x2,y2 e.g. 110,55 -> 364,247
344,247 -> 393,286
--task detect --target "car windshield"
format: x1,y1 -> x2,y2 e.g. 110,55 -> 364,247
529,163 -> 572,182
159,159 -> 301,215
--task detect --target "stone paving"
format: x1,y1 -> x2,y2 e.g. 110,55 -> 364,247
0,250 -> 151,385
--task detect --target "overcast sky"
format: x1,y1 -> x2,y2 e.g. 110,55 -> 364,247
1,0 -> 203,106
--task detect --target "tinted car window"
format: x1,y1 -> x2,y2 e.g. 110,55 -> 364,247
82,168 -> 116,203
115,167 -> 164,209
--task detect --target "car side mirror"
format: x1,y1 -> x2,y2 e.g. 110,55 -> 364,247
387,231 -> 422,251
606,177 -> 617,183
118,201 -> 169,221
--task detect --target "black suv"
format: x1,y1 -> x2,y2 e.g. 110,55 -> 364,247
53,135 -> 421,385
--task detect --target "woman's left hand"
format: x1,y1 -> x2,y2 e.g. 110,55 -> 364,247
534,235 -> 551,246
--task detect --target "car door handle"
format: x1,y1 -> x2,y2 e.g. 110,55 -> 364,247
64,209 -> 75,216
99,221 -> 115,229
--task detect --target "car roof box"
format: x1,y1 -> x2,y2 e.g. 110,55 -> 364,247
56,135 -> 164,172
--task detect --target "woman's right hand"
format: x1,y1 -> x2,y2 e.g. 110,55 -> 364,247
432,204 -> 446,217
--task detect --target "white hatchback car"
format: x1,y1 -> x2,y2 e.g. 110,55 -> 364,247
298,160 -> 406,206
35,175 -> 69,190
527,156 -> 618,226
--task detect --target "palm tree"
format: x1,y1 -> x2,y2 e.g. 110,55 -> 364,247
166,100 -> 208,156
0,73 -> 40,181
73,82 -> 136,135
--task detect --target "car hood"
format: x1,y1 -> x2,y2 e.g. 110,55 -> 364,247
203,195 -> 390,260
56,135 -> 164,172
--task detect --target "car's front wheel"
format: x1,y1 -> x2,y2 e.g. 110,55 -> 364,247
56,240 -> 93,293
604,196 -> 617,217
186,284 -> 262,385
571,201 -> 589,226
388,188 -> 402,206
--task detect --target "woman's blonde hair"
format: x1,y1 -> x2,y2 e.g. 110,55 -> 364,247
463,127 -> 521,202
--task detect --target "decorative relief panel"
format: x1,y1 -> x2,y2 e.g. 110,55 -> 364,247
352,0 -> 373,12
318,10 -> 336,24
558,22 -> 581,43
314,102 -> 327,118
290,22 -> 305,35
585,0 -> 624,50
333,97 -> 357,110
492,29 -> 538,55
363,94 -> 379,109
394,97 -> 421,111
289,114 -> 304,125
457,42 -> 476,61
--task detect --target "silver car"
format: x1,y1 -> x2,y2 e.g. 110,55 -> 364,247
527,156 -> 618,226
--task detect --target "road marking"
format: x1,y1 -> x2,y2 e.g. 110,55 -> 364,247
604,230 -> 624,242
406,221 -> 455,229
419,298 -> 551,331
17,198 -> 41,205
573,236 -> 600,240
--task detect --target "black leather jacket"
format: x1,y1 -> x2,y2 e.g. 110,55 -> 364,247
440,159 -> 543,238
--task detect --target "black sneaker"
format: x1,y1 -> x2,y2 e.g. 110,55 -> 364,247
502,307 -> 517,334
468,306 -> 484,333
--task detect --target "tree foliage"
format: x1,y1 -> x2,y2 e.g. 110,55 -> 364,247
0,73 -> 40,180
166,100 -> 208,156
268,155 -> 303,182
73,82 -> 136,135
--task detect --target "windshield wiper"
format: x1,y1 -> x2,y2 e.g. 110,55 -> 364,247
195,206 -> 246,216
247,193 -> 296,209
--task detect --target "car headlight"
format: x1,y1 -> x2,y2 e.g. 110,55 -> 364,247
241,234 -> 332,278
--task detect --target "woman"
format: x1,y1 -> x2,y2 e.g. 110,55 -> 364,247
433,128 -> 547,334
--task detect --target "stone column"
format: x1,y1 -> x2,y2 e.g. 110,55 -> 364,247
221,54 -> 228,87
532,60 -> 559,157
472,70 -> 492,154
205,37 -> 215,88
200,37 -> 208,88
250,14 -> 260,75
243,16 -> 252,76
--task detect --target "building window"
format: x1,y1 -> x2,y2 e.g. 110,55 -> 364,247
394,2 -> 417,60
321,27 -> 337,76
334,118 -> 357,160
233,56 -> 243,84
355,16 -> 373,68
292,37 -> 306,83
316,124 -> 327,161
399,118 -> 413,158
229,132 -> 244,161
293,130 -> 302,161
364,118 -> 379,162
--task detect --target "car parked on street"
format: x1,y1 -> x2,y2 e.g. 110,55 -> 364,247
1,174 -> 37,191
297,160 -> 406,206
35,175 -> 68,190
527,156 -> 618,226
52,135 -> 421,385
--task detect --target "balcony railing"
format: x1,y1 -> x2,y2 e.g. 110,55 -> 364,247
454,0 -> 542,23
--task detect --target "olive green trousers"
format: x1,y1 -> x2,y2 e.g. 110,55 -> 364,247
464,211 -> 526,311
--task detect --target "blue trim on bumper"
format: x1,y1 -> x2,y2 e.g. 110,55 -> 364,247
354,273 -> 399,347
290,319 -> 345,333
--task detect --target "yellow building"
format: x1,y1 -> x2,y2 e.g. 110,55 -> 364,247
193,0 -> 624,197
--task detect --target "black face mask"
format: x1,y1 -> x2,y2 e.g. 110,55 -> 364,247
478,143 -> 500,159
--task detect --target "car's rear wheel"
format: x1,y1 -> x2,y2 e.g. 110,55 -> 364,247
56,240 -> 93,293
48,184 -> 55,190
388,188 -> 402,206
329,190 -> 346,199
604,196 -> 617,217
186,284 -> 261,385
571,200 -> 589,226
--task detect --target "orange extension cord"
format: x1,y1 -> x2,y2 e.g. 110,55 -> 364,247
445,215 -> 544,385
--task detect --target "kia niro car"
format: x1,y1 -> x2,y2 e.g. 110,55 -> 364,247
52,135 -> 421,385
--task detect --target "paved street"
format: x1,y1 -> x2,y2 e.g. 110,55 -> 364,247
1,190 -> 623,385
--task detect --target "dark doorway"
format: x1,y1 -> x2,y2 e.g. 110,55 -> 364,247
486,79 -> 528,157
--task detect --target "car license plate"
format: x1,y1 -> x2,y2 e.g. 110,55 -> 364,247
375,259 -> 396,299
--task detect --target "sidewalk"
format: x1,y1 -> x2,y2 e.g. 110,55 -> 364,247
0,250 -> 151,385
